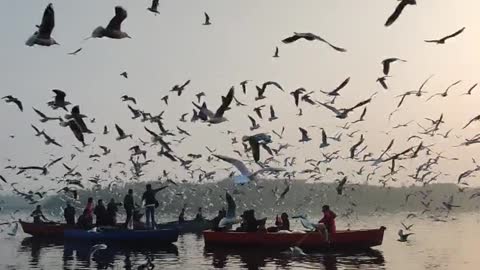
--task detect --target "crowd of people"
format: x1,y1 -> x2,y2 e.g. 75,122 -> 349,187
30,183 -> 337,240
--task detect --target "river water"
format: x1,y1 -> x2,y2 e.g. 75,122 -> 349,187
0,212 -> 478,270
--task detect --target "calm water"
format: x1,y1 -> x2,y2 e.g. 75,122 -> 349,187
1,212 -> 479,270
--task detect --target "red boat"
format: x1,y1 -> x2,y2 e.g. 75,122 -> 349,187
19,220 -> 72,237
203,227 -> 386,250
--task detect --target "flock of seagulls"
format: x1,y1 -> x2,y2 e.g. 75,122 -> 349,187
0,1 -> 477,252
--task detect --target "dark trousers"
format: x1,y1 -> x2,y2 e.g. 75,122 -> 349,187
125,209 -> 133,228
145,206 -> 156,229
66,217 -> 75,225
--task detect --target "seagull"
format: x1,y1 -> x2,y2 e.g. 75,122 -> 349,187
336,176 -> 347,195
385,0 -> 417,27
89,243 -> 107,260
397,229 -> 414,242
0,175 -> 7,183
193,86 -> 234,123
103,125 -> 109,135
195,92 -> 205,103
42,132 -> 62,147
203,12 -> 211,25
352,107 -> 367,124
268,105 -> 278,121
382,58 -> 406,75
317,96 -> 373,119
242,133 -> 272,162
291,214 -> 316,231
240,80 -> 250,94
273,46 -> 279,58
462,83 -> 478,96
218,192 -> 241,228
115,124 -> 132,140
319,128 -> 329,148
248,115 -> 260,131
290,88 -> 306,106
462,115 -> 480,129
2,96 -> 23,111
349,134 -> 364,158
282,32 -> 347,52
426,80 -> 462,101
376,76 -> 390,90
425,27 -> 465,44
32,107 -> 61,122
289,246 -> 307,256
65,105 -> 92,133
68,48 -> 82,55
66,120 -> 86,146
121,95 -> 136,104
253,105 -> 265,119
47,89 -> 70,111
91,6 -> 130,39
255,81 -> 284,100
320,77 -> 350,96
147,0 -> 160,14
26,4 -> 58,46
401,222 -> 414,231
170,80 -> 191,96
30,125 -> 44,137
214,154 -> 284,182
298,128 -> 311,142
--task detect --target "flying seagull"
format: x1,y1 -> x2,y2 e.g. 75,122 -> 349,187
170,80 -> 191,96
147,0 -> 160,14
121,95 -> 136,104
68,48 -> 82,55
66,120 -> 86,146
319,128 -> 329,148
32,107 -> 61,122
425,27 -> 465,44
2,96 -> 23,111
382,58 -> 406,75
115,124 -> 132,140
273,46 -> 279,58
282,32 -> 347,52
385,0 -> 417,27
192,86 -> 234,123
298,128 -> 311,142
203,12 -> 211,25
218,192 -> 241,228
320,77 -> 350,96
26,4 -> 58,46
214,154 -> 284,182
268,105 -> 278,121
91,6 -> 130,39
47,89 -> 70,111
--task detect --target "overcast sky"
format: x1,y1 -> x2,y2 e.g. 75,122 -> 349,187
1,0 -> 480,193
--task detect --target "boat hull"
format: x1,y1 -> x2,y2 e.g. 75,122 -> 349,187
203,227 -> 386,250
64,228 -> 179,243
20,220 -> 72,237
156,220 -> 213,234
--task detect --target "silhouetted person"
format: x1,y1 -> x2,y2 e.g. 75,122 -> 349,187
77,209 -> 93,230
212,209 -> 226,231
195,207 -> 204,221
178,206 -> 186,223
94,199 -> 107,226
123,189 -> 135,228
107,198 -> 121,226
31,205 -> 48,224
64,203 -> 76,225
84,197 -> 94,220
141,184 -> 163,229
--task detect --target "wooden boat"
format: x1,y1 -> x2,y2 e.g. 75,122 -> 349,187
156,219 -> 213,234
64,227 -> 179,243
203,227 -> 386,250
19,220 -> 72,237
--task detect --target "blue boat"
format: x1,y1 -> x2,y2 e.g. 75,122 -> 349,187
64,227 -> 179,243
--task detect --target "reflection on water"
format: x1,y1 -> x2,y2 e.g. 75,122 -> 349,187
204,246 -> 385,270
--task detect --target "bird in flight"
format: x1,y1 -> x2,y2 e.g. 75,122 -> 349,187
282,32 -> 347,52
273,47 -> 279,58
91,6 -> 130,39
203,12 -> 211,25
425,27 -> 465,44
2,96 -> 23,112
320,77 -> 351,96
382,58 -> 406,76
385,0 -> 416,27
68,48 -> 82,56
147,0 -> 160,15
26,4 -> 58,46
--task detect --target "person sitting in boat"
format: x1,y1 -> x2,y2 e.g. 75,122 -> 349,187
212,209 -> 226,231
123,189 -> 135,229
268,212 -> 290,232
237,210 -> 266,232
107,198 -> 122,226
316,205 -> 337,242
64,203 -> 76,225
141,184 -> 164,229
30,205 -> 48,224
94,199 -> 108,227
178,205 -> 186,223
194,207 -> 204,221
77,209 -> 93,230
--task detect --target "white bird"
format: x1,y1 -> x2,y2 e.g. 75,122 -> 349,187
89,243 -> 107,260
26,4 -> 58,46
289,246 -> 307,256
214,154 -> 284,182
218,192 -> 241,228
398,229 -> 414,242
292,214 -> 316,231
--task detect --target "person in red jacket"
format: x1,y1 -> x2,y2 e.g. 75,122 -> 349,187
317,205 -> 336,242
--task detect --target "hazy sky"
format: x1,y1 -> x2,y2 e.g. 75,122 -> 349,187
1,0 -> 480,193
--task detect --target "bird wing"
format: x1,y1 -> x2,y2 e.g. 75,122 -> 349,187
463,115 -> 480,129
385,0 -> 409,27
282,34 -> 302,44
269,105 -> 276,118
313,34 -> 347,52
442,27 -> 466,41
115,124 -> 125,136
317,102 -> 341,115
38,4 -> 55,39
248,115 -> 257,126
214,154 -> 251,176
263,81 -> 284,92
33,108 -> 47,118
225,192 -> 236,218
106,6 -> 127,31
331,77 -> 350,94
214,86 -> 234,118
